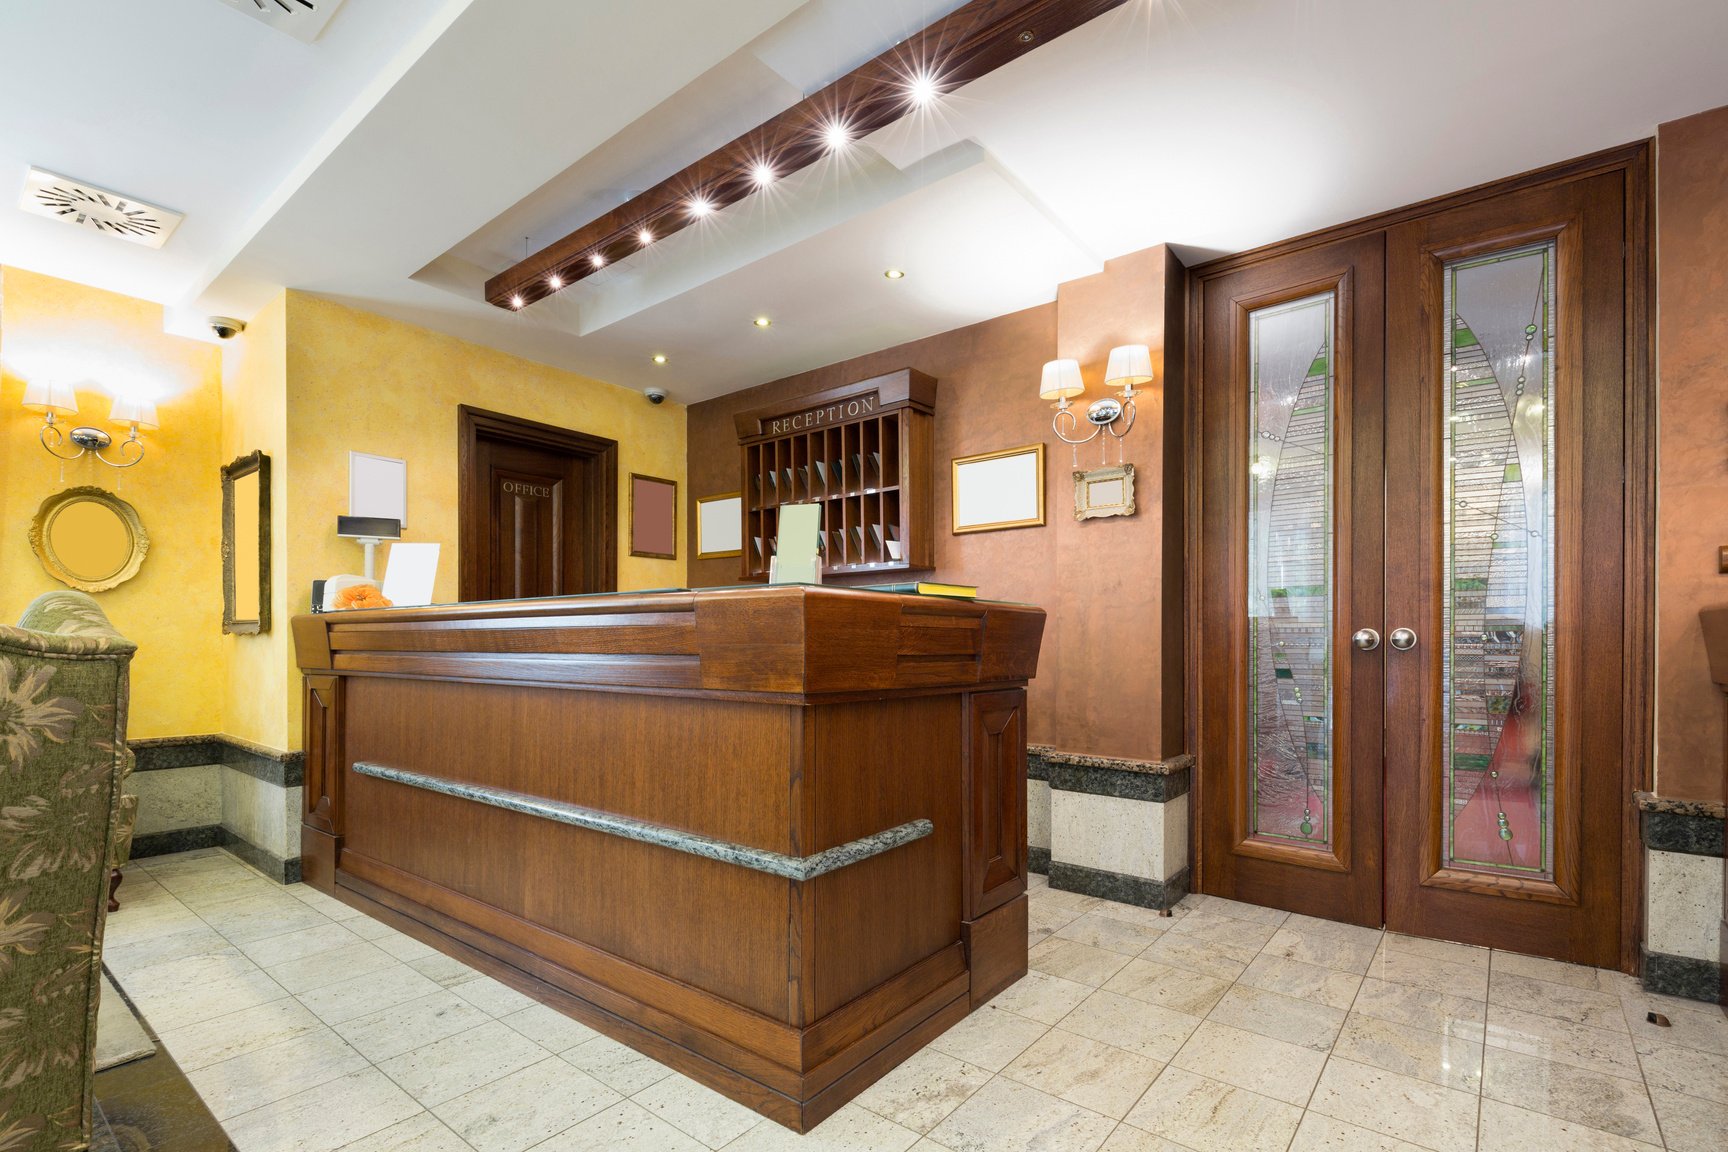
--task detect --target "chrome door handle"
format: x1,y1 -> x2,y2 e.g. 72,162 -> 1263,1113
1352,628 -> 1381,652
1389,627 -> 1418,651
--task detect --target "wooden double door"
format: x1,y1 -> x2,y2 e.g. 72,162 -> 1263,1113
1193,150 -> 1649,967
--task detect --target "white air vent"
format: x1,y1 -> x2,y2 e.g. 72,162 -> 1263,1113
212,0 -> 347,43
19,169 -> 183,249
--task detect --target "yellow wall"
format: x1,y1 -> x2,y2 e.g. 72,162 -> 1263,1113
219,293 -> 293,751
0,268 -> 225,740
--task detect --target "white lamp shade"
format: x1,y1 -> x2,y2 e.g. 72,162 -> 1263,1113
1105,344 -> 1154,388
1039,358 -> 1085,401
109,398 -> 159,430
21,380 -> 78,416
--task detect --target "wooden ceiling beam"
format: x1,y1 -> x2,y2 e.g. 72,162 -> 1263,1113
485,0 -> 1129,310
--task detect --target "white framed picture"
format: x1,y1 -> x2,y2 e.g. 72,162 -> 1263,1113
696,492 -> 743,558
349,452 -> 407,528
1074,463 -> 1137,520
952,443 -> 1046,534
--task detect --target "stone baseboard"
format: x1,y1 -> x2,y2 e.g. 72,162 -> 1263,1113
1642,948 -> 1724,1004
129,824 -> 300,885
1029,846 -> 1050,875
1049,860 -> 1189,910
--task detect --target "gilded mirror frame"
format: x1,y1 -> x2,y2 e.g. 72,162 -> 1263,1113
221,450 -> 272,635
29,486 -> 150,593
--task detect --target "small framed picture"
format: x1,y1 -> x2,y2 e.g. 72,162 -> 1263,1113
630,474 -> 678,559
695,492 -> 743,559
952,444 -> 1045,534
1074,463 -> 1137,520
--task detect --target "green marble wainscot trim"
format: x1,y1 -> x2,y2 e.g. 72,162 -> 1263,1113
1030,745 -> 1194,803
353,761 -> 931,881
1027,750 -> 1051,783
1028,845 -> 1050,875
1642,948 -> 1724,1005
130,734 -> 305,788
1048,860 -> 1190,911
127,825 -> 301,884
1636,791 -> 1725,857
218,830 -> 302,885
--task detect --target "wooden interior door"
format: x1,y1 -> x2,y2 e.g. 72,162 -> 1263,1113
457,406 -> 618,602
1194,234 -> 1387,928
1381,172 -> 1631,966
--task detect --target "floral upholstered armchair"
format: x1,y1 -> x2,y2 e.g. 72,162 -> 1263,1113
0,591 -> 136,1151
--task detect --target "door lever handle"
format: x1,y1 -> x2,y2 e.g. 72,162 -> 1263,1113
1351,628 -> 1381,652
1389,627 -> 1418,651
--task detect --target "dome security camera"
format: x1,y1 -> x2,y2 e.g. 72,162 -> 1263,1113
208,316 -> 246,340
644,387 -> 668,405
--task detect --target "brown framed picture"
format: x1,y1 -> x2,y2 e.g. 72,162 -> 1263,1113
629,473 -> 678,559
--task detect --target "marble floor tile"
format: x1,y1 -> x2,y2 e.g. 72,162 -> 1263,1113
1165,911 -> 1279,957
1287,1111 -> 1429,1151
1182,895 -> 1290,928
449,975 -> 540,1018
1029,900 -> 1088,944
929,1005 -> 1049,1072
299,965 -> 446,1026
1139,932 -> 1251,983
409,951 -> 485,989
195,893 -> 335,944
631,1073 -> 765,1149
1123,1066 -> 1302,1152
333,1112 -> 475,1152
104,900 -> 220,945
334,990 -> 494,1064
1087,902 -> 1185,931
1476,1097 -> 1662,1152
1636,1037 -> 1728,1104
1002,1026 -> 1164,1118
1350,977 -> 1486,1035
497,1002 -> 599,1054
1485,1003 -> 1642,1081
1029,938 -> 1135,988
376,1019 -> 548,1106
347,912 -> 411,939
236,920 -> 368,970
1235,954 -> 1363,1012
1095,1127 -> 1195,1152
1259,925 -> 1379,977
1364,947 -> 1488,1001
186,1027 -> 369,1119
729,1104 -> 920,1152
1489,970 -> 1626,1032
1648,1085 -> 1728,1152
1624,996 -> 1728,1055
1169,1019 -> 1326,1106
157,994 -> 327,1071
266,941 -> 403,994
925,1075 -> 1116,1152
371,930 -> 441,962
1308,1057 -> 1479,1152
1102,958 -> 1233,1017
1058,989 -> 1201,1063
1377,932 -> 1490,971
1205,985 -> 1345,1053
222,1066 -> 422,1152
103,923 -> 237,976
1055,911 -> 1170,956
288,883 -> 369,920
125,965 -> 289,1033
1480,1046 -> 1659,1143
559,1034 -> 676,1096
1027,874 -> 1049,890
1031,888 -> 1105,917
528,1099 -> 705,1152
1331,1012 -> 1483,1093
1491,948 -> 1619,993
854,1047 -> 994,1134
431,1057 -> 620,1152
989,970 -> 1095,1025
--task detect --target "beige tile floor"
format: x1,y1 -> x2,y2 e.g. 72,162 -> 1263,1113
105,849 -> 1728,1152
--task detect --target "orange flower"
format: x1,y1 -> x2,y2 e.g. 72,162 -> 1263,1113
333,583 -> 393,610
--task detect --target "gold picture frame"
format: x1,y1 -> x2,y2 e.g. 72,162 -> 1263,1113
221,451 -> 272,634
951,443 -> 1046,534
1074,463 -> 1137,520
28,486 -> 150,594
695,492 -> 743,559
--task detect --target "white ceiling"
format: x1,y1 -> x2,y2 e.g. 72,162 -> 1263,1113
4,0 -> 1727,404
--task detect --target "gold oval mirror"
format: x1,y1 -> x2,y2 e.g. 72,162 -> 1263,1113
29,486 -> 149,593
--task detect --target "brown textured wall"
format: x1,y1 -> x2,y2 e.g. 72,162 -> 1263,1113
687,246 -> 1185,761
1656,104 -> 1728,804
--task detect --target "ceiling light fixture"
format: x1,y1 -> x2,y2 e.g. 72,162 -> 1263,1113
638,227 -> 654,245
753,317 -> 772,329
884,269 -> 905,279
547,274 -> 562,290
510,294 -> 524,309
907,72 -> 941,107
688,197 -> 713,217
751,163 -> 776,188
652,354 -> 668,365
822,120 -> 852,151
590,253 -> 606,269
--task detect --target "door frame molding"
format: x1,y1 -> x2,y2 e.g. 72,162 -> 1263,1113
1185,140 -> 1654,970
457,405 -> 619,602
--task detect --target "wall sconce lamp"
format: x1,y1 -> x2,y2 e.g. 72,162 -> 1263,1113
1041,344 -> 1152,465
22,382 -> 157,468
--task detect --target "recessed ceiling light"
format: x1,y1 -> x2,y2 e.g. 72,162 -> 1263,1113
688,198 -> 713,217
547,274 -> 562,290
753,316 -> 772,328
884,269 -> 905,280
822,121 -> 851,151
907,72 -> 940,107
638,227 -> 654,245
652,353 -> 668,365
590,253 -> 606,268
510,294 -> 524,309
751,163 -> 775,188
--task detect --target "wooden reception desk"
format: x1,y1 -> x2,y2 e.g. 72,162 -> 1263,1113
293,585 -> 1044,1131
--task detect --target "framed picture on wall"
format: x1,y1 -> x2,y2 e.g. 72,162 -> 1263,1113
952,444 -> 1045,534
630,473 -> 678,559
696,492 -> 743,558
